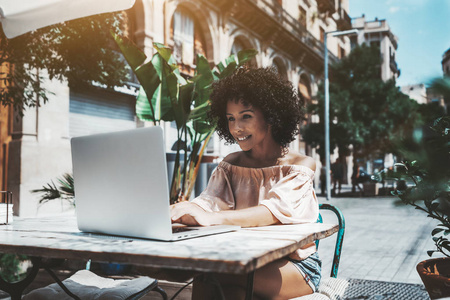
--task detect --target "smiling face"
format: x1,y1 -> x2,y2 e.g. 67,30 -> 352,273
226,100 -> 272,152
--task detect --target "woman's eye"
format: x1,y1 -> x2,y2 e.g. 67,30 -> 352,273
227,117 -> 235,122
243,114 -> 252,119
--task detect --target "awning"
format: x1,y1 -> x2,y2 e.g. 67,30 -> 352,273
0,0 -> 136,39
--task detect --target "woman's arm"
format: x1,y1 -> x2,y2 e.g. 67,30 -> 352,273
170,202 -> 279,227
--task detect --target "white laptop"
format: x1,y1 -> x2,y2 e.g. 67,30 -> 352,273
71,126 -> 239,241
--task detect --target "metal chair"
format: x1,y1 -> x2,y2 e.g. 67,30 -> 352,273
291,203 -> 348,300
317,203 -> 345,278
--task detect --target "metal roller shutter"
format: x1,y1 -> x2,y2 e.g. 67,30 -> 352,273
69,89 -> 136,137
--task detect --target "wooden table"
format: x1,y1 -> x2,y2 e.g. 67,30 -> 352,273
0,216 -> 338,299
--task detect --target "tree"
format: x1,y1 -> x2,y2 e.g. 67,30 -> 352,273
303,45 -> 420,162
430,76 -> 450,105
0,12 -> 129,114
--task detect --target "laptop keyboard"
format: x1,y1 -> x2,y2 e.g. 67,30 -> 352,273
172,227 -> 198,233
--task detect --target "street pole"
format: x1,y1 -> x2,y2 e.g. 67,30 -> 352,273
323,29 -> 358,201
324,33 -> 331,201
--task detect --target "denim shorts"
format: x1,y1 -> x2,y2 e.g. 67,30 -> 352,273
288,252 -> 322,292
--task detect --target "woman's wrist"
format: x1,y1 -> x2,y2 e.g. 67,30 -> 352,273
211,211 -> 226,226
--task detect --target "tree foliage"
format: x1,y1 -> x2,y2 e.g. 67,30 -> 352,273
430,76 -> 450,104
0,12 -> 129,113
303,45 -> 420,160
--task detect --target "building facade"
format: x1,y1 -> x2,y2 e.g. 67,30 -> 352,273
352,15 -> 400,82
2,0 -> 352,217
442,48 -> 450,76
400,84 -> 428,105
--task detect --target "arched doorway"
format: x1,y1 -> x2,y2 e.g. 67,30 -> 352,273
230,36 -> 258,67
298,74 -> 312,104
272,57 -> 287,80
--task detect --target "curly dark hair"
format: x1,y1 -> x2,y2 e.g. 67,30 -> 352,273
208,67 -> 305,148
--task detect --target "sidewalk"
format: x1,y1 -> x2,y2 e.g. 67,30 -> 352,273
316,184 -> 438,285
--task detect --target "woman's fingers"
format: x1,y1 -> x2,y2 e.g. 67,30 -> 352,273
170,202 -> 213,226
170,202 -> 201,225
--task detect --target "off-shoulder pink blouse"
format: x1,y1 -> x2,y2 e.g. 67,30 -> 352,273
191,160 -> 319,260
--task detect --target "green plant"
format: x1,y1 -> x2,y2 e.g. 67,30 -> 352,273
112,34 -> 257,203
31,173 -> 75,206
376,116 -> 450,257
0,254 -> 29,282
303,44 -> 419,160
0,13 -> 128,114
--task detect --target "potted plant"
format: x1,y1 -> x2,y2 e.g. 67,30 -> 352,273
376,115 -> 450,299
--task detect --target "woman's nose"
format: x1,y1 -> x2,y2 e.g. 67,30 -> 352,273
233,121 -> 243,133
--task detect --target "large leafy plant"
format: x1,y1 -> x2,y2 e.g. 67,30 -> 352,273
112,35 -> 257,203
376,116 -> 450,257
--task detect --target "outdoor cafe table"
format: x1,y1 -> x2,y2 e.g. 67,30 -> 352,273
0,216 -> 338,299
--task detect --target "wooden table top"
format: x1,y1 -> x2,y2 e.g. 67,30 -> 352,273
0,216 -> 338,274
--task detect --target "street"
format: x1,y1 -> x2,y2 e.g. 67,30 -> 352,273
317,188 -> 438,285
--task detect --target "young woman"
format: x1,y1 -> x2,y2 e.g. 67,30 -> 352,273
170,67 -> 320,299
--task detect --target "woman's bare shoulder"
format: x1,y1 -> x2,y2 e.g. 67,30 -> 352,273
282,152 -> 316,171
222,152 -> 243,165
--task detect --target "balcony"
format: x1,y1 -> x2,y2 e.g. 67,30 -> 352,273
316,0 -> 336,14
205,0 -> 338,73
334,7 -> 352,31
390,55 -> 399,75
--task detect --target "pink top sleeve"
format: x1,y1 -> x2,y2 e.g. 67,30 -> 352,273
260,170 -> 318,225
190,161 -> 319,260
191,165 -> 235,212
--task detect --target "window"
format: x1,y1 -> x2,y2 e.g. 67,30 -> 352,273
338,46 -> 345,59
370,41 -> 380,49
173,10 -> 194,66
171,8 -> 207,75
298,6 -> 307,27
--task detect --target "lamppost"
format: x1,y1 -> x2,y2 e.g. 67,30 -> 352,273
324,29 -> 358,200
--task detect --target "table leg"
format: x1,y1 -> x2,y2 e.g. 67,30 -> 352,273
245,271 -> 254,300
0,257 -> 41,300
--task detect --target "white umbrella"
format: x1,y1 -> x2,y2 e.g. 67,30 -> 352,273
0,0 -> 136,39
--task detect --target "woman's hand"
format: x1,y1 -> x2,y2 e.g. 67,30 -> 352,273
170,202 -> 218,226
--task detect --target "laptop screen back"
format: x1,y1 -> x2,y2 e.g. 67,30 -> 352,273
71,127 -> 173,240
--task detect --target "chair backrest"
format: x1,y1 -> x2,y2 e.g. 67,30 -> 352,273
316,203 -> 345,278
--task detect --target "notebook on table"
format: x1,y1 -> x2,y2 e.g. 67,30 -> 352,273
71,126 -> 239,241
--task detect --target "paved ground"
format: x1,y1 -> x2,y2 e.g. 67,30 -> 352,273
316,185 -> 439,285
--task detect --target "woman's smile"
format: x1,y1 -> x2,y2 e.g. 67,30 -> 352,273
236,135 -> 251,142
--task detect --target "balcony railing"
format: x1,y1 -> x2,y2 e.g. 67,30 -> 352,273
390,54 -> 399,75
203,0 -> 339,72
334,7 -> 352,31
316,0 -> 336,14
